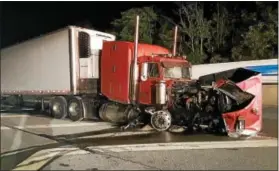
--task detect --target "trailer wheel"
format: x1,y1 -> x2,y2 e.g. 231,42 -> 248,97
68,97 -> 84,122
50,96 -> 68,119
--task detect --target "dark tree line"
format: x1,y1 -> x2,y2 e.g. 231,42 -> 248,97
109,2 -> 278,64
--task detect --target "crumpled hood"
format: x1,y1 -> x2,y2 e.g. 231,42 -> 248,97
215,80 -> 255,105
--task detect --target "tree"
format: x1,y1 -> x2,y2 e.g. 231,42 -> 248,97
111,6 -> 158,44
206,3 -> 229,53
176,2 -> 210,64
209,54 -> 229,63
231,2 -> 278,61
232,22 -> 277,61
109,2 -> 278,63
155,16 -> 186,55
256,2 -> 278,54
203,2 -> 231,63
155,17 -> 174,50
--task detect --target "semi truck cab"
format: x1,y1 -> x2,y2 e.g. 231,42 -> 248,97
100,41 -> 192,106
138,56 -> 192,105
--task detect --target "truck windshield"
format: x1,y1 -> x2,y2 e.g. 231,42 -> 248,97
163,65 -> 191,79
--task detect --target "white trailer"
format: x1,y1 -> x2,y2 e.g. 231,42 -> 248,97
1,26 -> 115,95
1,26 -> 115,120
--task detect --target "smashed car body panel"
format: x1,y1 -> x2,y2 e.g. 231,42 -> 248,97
199,68 -> 262,137
223,74 -> 262,137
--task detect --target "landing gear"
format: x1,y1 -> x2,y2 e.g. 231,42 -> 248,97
150,110 -> 172,131
49,96 -> 68,119
68,96 -> 84,121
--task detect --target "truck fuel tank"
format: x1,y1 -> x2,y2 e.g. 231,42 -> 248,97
99,103 -> 139,124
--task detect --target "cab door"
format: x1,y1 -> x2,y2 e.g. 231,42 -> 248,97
138,62 -> 160,105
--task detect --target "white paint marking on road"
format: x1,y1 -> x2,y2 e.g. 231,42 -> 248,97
70,131 -> 155,140
89,139 -> 278,152
1,122 -> 115,130
1,146 -> 38,158
15,138 -> 276,160
10,115 -> 28,151
0,126 -> 10,130
12,147 -> 87,170
13,150 -> 66,170
1,147 -> 76,158
12,138 -> 278,170
2,131 -> 153,158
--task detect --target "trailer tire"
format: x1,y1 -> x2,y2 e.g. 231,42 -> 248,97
50,96 -> 68,119
68,96 -> 84,122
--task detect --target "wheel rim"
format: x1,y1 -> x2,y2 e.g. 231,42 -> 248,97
151,110 -> 172,131
69,101 -> 81,116
52,102 -> 62,115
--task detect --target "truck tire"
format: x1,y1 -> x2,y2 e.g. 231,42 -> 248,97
150,110 -> 172,132
68,96 -> 84,122
49,96 -> 68,119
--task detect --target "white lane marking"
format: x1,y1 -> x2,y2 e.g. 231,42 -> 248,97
2,131 -> 153,157
89,139 -> 278,152
12,147 -> 93,170
12,138 -> 278,170
1,126 -> 10,130
69,131 -> 154,140
12,148 -> 109,170
12,147 -> 93,171
13,150 -> 66,170
10,115 -> 28,151
1,122 -> 115,130
1,146 -> 38,157
1,147 -> 76,158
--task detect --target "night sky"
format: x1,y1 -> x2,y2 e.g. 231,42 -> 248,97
1,1 -> 268,49
1,1 -> 176,48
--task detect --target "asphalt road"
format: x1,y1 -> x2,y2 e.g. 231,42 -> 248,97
43,146 -> 277,170
1,106 -> 278,170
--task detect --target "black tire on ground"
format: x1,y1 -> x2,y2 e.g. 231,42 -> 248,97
49,96 -> 68,119
67,96 -> 84,122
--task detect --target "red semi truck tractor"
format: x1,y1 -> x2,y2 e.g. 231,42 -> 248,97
1,16 -> 262,137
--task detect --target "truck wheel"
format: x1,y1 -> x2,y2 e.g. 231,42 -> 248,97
68,97 -> 84,122
50,96 -> 68,119
150,110 -> 172,132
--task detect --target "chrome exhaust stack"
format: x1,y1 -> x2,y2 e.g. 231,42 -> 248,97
172,25 -> 178,56
131,15 -> 140,104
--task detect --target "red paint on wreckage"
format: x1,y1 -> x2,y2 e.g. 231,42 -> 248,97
222,74 -> 263,134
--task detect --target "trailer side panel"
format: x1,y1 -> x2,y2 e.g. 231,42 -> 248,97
1,29 -> 72,95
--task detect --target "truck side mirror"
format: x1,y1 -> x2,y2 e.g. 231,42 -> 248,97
140,63 -> 148,81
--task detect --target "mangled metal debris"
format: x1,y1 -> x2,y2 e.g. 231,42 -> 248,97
122,68 -> 262,138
